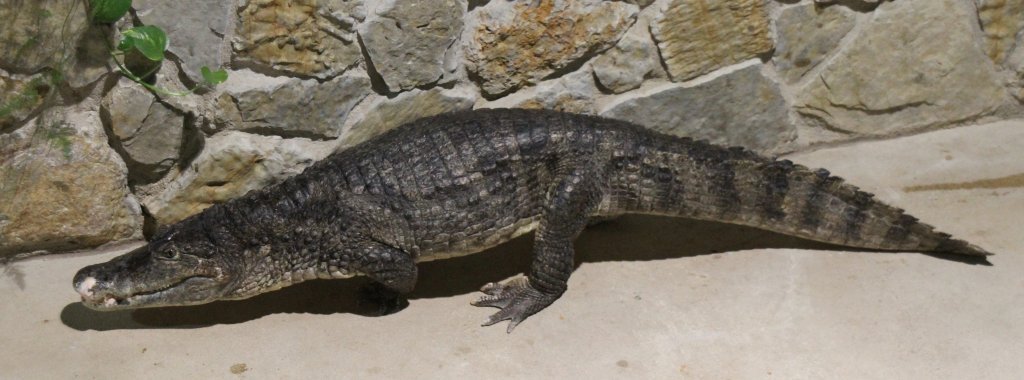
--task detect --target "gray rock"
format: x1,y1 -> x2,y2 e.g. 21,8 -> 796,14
463,0 -> 638,96
134,0 -> 232,84
215,70 -> 373,139
795,0 -> 1010,135
232,0 -> 365,79
652,0 -> 773,82
360,0 -> 466,92
591,7 -> 664,94
341,85 -> 477,148
0,106 -> 142,257
600,64 -> 796,154
142,131 -> 337,226
479,68 -> 600,113
773,3 -> 856,84
102,78 -> 186,183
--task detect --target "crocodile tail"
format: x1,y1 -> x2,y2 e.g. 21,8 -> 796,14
613,135 -> 993,260
728,158 -> 993,259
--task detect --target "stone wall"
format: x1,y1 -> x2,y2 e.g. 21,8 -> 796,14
1,0 -> 1022,258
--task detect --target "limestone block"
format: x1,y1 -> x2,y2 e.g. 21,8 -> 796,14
773,3 -> 856,84
0,0 -> 89,73
464,0 -> 637,96
135,0 -> 232,83
360,0 -> 465,92
796,0 -> 1009,135
1,72 -> 55,130
341,86 -> 477,148
102,78 -> 186,183
479,69 -> 600,113
215,70 -> 373,139
652,0 -> 772,82
142,131 -> 336,225
601,64 -> 795,154
232,0 -> 365,79
0,107 -> 142,257
592,8 -> 664,93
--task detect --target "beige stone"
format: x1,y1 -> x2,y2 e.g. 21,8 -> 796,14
601,64 -> 796,154
0,0 -> 89,73
773,3 -> 856,84
977,0 -> 1024,64
134,0 -> 232,84
215,70 -> 373,139
463,0 -> 637,96
0,72 -> 55,130
796,0 -> 1009,135
102,80 -> 186,183
341,86 -> 477,148
232,0 -> 365,79
651,0 -> 772,82
360,0 -> 465,92
0,107 -> 141,257
479,69 -> 600,114
591,7 -> 664,93
142,131 -> 336,225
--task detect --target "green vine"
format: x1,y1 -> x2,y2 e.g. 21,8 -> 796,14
89,0 -> 228,96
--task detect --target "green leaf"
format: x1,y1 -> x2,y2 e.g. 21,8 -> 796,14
200,66 -> 229,85
116,37 -> 133,52
122,26 -> 168,61
90,0 -> 132,24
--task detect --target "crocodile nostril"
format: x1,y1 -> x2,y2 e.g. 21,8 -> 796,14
76,277 -> 97,298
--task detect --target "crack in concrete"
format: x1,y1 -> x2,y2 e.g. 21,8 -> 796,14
904,172 -> 1024,192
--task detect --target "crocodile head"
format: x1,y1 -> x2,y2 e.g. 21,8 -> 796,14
72,224 -> 244,310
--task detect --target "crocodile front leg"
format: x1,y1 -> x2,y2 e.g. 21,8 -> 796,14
473,165 -> 603,332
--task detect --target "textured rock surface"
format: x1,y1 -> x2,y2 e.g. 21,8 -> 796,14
977,0 -> 1024,64
0,0 -> 88,73
216,70 -> 372,139
796,0 -> 1009,135
142,131 -> 336,225
134,0 -> 231,83
360,0 -> 465,92
601,64 -> 795,154
0,1 -> 109,88
0,72 -> 55,130
341,85 -> 476,147
464,0 -> 637,96
591,8 -> 664,93
102,79 -> 185,183
0,107 -> 141,257
232,0 -> 365,79
480,68 -> 600,113
652,0 -> 772,82
773,3 -> 856,84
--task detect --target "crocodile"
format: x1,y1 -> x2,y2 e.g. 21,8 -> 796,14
73,109 -> 991,332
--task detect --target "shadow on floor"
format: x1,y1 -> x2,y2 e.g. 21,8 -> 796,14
61,215 -> 880,331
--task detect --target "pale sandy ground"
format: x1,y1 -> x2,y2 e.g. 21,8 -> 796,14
2,120 -> 1022,379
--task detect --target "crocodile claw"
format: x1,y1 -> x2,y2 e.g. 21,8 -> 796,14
471,277 -> 560,333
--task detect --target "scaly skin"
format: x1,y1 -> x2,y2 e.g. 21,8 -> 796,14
73,109 -> 991,332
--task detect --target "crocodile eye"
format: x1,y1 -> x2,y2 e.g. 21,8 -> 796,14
157,248 -> 180,261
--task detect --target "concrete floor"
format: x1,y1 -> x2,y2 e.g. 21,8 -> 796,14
2,120 -> 1023,379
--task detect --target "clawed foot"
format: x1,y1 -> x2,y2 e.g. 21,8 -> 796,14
471,277 -> 561,333
357,282 -> 409,316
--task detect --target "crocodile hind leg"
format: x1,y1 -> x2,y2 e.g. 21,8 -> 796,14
473,165 -> 603,332
353,242 -> 418,316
